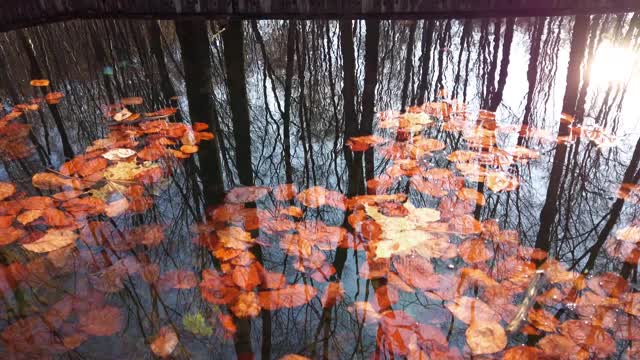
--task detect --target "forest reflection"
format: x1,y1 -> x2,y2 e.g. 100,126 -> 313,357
0,13 -> 639,359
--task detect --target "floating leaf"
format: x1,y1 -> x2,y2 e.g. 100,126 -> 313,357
150,326 -> 178,358
446,296 -> 500,324
0,183 -> 16,201
158,270 -> 198,290
22,229 -> 77,253
183,312 -> 213,337
102,148 -> 136,161
225,186 -> 271,204
258,284 -> 317,310
79,305 -> 123,336
465,320 -> 507,355
30,79 -> 50,87
231,291 -> 261,318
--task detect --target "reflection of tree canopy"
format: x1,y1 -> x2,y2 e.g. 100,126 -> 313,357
0,13 -> 639,359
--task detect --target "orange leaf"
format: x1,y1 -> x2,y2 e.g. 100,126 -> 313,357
231,291 -> 261,318
150,326 -> 178,358
16,209 -> 43,225
120,97 -> 143,105
44,92 -> 65,104
180,144 -> 199,154
0,227 -> 25,246
42,208 -> 74,227
0,183 -> 16,201
296,186 -> 346,210
527,308 -> 559,332
30,79 -> 50,87
138,145 -> 167,161
258,284 -> 317,310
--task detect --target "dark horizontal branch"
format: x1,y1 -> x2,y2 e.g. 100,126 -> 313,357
1,0 -> 638,32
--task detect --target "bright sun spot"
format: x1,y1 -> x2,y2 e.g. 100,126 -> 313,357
590,43 -> 638,87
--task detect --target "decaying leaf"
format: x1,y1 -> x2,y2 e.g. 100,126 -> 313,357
22,229 -> 77,253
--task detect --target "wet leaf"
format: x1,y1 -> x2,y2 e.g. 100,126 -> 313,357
231,291 -> 261,318
183,312 -> 213,337
225,186 -> 271,204
296,186 -> 346,210
528,308 -> 559,332
458,238 -> 494,263
22,229 -> 77,253
79,305 -> 123,336
30,79 -> 50,87
259,284 -> 317,310
465,320 -> 507,355
158,270 -> 198,290
0,182 -> 16,201
150,326 -> 178,358
446,296 -> 500,324
321,282 -> 344,308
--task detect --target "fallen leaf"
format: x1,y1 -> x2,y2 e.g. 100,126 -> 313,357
150,326 -> 178,358
465,320 -> 507,355
79,305 -> 123,336
0,183 -> 16,201
259,284 -> 317,310
446,296 -> 500,324
158,270 -> 198,290
225,186 -> 271,204
22,229 -> 77,253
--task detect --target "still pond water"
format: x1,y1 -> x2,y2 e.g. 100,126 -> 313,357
0,14 -> 640,359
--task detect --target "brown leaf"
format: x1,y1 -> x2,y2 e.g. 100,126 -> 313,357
225,186 -> 271,204
150,326 -> 178,358
79,305 -> 123,336
158,270 -> 198,290
559,320 -> 615,357
458,238 -> 494,263
22,229 -> 77,253
446,296 -> 500,324
42,208 -> 74,227
528,308 -> 559,332
465,320 -> 507,355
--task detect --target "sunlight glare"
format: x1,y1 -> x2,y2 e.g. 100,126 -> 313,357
590,43 -> 638,87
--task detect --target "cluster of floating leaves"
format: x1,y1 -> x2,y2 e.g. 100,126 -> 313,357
0,82 -> 217,358
0,81 -> 636,360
